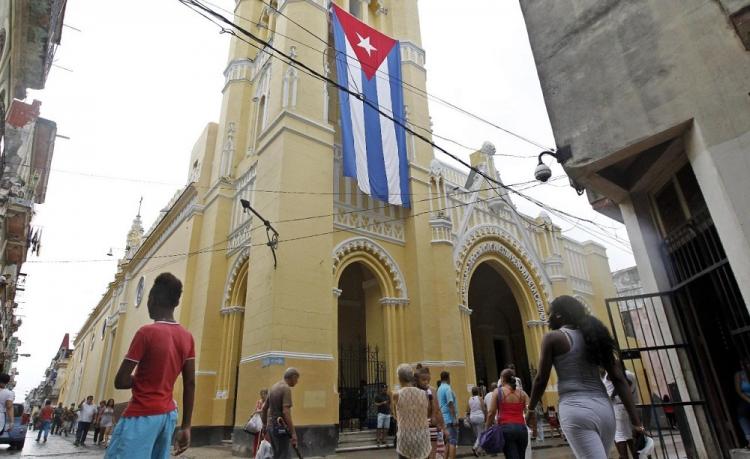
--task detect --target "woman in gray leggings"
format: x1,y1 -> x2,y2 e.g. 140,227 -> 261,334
526,296 -> 644,458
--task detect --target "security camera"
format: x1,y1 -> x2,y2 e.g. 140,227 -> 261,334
534,162 -> 552,182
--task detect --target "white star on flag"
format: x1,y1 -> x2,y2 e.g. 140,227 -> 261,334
355,32 -> 377,56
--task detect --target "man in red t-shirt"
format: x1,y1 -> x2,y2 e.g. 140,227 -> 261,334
105,272 -> 195,459
36,400 -> 54,443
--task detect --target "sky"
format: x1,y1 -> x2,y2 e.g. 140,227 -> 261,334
14,0 -> 634,397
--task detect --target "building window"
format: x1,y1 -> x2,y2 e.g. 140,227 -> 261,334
89,336 -> 94,351
135,276 -> 146,307
101,321 -> 107,340
350,0 -> 362,18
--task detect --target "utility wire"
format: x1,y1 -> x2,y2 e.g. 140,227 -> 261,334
255,0 -> 554,153
179,0 -> 629,246
202,0 -> 537,158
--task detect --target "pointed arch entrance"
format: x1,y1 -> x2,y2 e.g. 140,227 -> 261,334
215,251 -> 249,427
469,262 -> 530,388
333,237 -> 408,431
455,227 -> 550,390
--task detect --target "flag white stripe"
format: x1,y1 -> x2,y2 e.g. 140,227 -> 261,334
375,54 -> 401,206
345,38 -> 370,196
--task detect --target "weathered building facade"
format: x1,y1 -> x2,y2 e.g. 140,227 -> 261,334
520,0 -> 750,456
60,1 -> 622,455
0,0 -> 66,379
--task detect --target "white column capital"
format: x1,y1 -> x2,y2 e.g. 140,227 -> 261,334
332,288 -> 343,298
458,304 -> 472,316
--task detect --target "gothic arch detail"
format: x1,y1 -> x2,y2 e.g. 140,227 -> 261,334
333,237 -> 407,299
455,225 -> 549,321
223,248 -> 250,307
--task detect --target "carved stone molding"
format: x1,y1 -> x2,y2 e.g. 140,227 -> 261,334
458,304 -> 473,316
455,225 -> 549,321
333,237 -> 407,298
220,306 -> 245,316
380,297 -> 409,306
222,248 -> 250,308
332,288 -> 343,298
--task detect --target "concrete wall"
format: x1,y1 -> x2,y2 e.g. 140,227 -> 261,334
520,0 -> 750,304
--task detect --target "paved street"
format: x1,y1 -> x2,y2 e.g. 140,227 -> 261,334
0,430 -> 583,458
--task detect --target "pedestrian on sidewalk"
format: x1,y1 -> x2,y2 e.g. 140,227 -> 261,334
437,371 -> 459,459
252,389 -> 268,456
64,404 -> 77,436
415,365 -> 447,459
36,400 -> 54,443
74,395 -> 97,446
484,382 -> 497,426
52,402 -> 64,435
602,369 -> 639,459
527,296 -> 644,459
393,364 -> 431,459
92,400 -> 106,445
0,373 -> 15,434
374,384 -> 391,446
106,272 -> 196,459
467,386 -> 486,456
99,399 -> 115,447
486,369 -> 529,459
262,367 -> 301,459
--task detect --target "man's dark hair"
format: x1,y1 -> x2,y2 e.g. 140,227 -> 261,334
149,273 -> 183,308
0,373 -> 10,385
440,371 -> 450,382
45,400 -> 51,405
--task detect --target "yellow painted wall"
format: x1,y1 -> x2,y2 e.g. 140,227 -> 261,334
57,0 -> 626,444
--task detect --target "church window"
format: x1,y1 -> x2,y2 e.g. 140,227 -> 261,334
350,0 -> 363,19
256,95 -> 267,135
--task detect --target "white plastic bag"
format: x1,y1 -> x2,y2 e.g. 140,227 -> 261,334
255,439 -> 274,459
244,413 -> 263,434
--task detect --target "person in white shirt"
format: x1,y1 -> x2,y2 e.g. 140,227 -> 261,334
0,374 -> 15,434
74,396 -> 97,446
602,369 -> 639,459
484,382 -> 497,425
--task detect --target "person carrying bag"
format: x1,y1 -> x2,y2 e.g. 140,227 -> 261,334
480,387 -> 504,454
485,369 -> 530,459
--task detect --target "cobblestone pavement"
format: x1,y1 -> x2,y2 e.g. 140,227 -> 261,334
0,430 -> 581,458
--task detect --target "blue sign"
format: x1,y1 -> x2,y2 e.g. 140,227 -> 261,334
262,356 -> 285,368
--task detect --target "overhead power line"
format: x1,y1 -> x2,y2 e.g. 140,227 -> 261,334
253,0 -> 554,153
177,0 -> 627,245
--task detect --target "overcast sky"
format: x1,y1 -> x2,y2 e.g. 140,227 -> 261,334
14,0 -> 633,397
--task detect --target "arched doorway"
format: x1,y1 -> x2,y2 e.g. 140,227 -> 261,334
337,262 -> 386,431
216,255 -> 248,427
468,262 -> 531,389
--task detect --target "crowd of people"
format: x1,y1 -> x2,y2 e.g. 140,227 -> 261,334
14,277 -> 669,459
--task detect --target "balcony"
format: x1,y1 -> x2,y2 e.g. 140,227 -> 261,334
10,0 -> 68,98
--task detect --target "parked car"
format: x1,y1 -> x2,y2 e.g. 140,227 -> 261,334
0,404 -> 27,450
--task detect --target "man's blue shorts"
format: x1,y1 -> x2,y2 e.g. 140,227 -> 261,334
105,409 -> 177,459
446,424 -> 459,446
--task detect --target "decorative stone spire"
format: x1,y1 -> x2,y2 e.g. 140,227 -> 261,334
125,197 -> 144,253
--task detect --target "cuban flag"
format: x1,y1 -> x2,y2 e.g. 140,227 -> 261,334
331,4 -> 410,208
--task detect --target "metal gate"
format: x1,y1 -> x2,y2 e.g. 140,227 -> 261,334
606,210 -> 750,458
607,292 -> 714,458
338,344 -> 386,431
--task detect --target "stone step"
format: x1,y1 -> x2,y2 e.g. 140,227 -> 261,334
337,429 -> 394,453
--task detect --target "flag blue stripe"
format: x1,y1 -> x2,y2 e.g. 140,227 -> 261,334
361,68 -> 389,203
332,14 -> 356,178
387,44 -> 410,208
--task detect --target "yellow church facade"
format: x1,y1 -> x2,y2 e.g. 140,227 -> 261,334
58,0 -> 619,454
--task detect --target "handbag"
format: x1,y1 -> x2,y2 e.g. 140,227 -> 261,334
244,413 -> 263,434
479,389 -> 505,453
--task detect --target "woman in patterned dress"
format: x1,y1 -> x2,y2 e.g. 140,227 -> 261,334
393,364 -> 432,459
